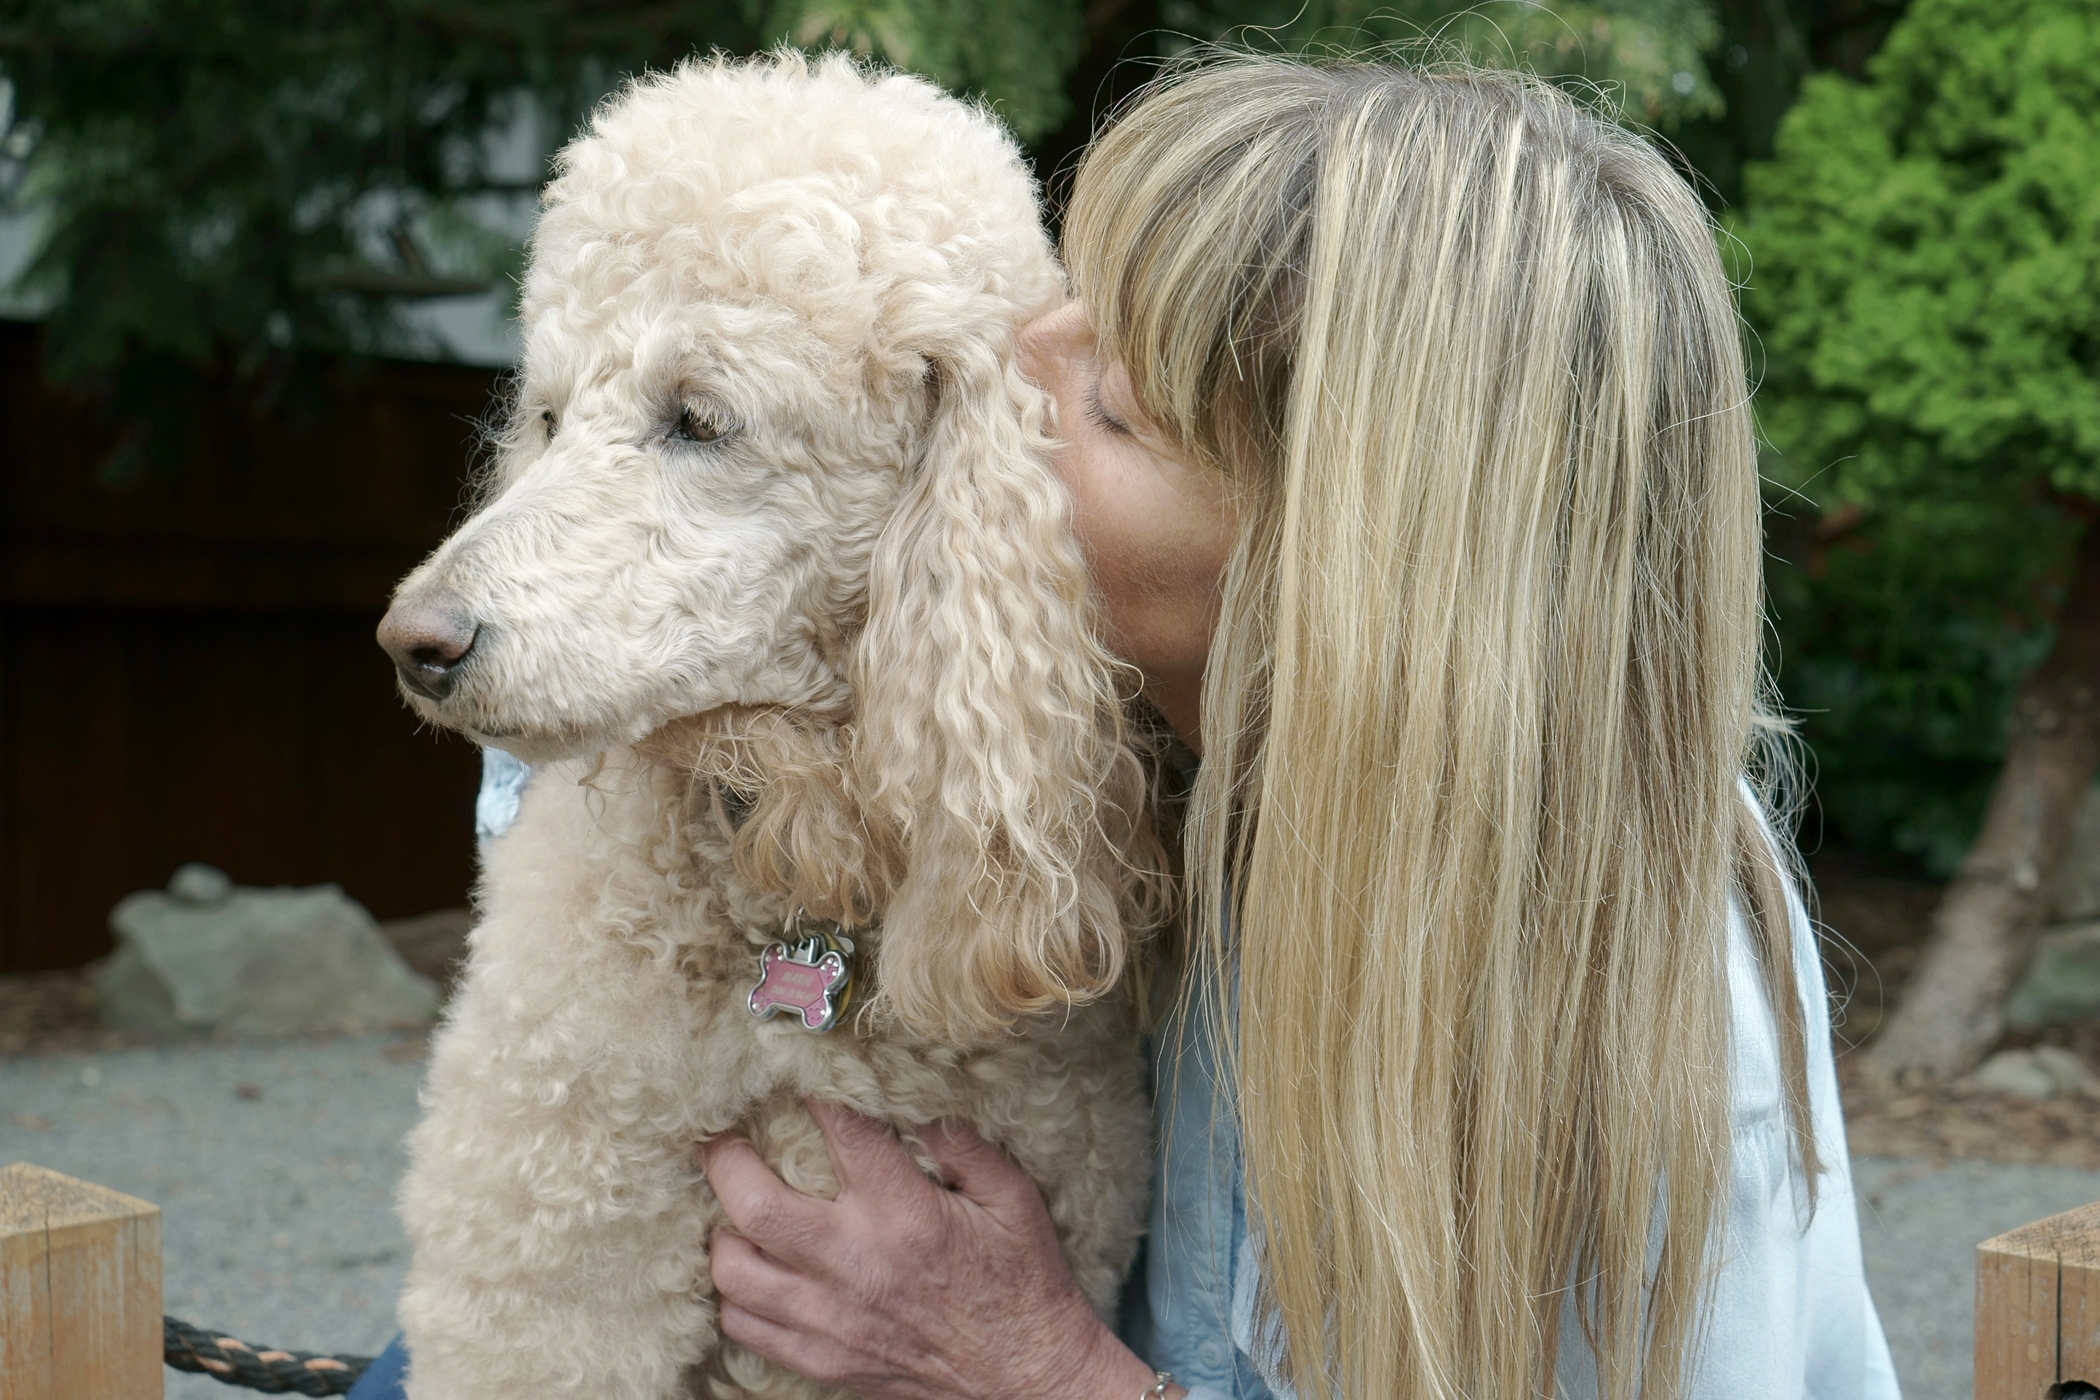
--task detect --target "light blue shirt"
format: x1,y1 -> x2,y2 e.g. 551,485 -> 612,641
1124,829 -> 1901,1400
1121,971 -> 1280,1399
475,748 -> 532,841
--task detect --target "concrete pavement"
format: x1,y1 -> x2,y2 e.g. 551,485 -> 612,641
6,1034 -> 2098,1399
1,1034 -> 423,1400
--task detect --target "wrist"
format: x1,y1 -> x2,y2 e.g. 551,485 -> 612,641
1056,1318 -> 1185,1400
1134,1365 -> 1188,1400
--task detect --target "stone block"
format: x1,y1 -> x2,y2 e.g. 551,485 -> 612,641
2006,920 -> 2100,1030
2032,1044 -> 2100,1096
2057,781 -> 2100,921
1969,1049 -> 2062,1101
94,864 -> 439,1038
1964,1045 -> 2100,1101
379,907 -> 475,997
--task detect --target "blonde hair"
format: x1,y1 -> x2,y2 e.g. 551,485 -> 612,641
1066,55 -> 1814,1400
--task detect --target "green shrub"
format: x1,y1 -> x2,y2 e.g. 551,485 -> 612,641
1740,0 -> 2100,872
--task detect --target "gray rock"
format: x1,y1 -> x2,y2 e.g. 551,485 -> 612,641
169,862 -> 234,904
1967,1049 -> 2059,1101
379,907 -> 475,996
95,868 -> 439,1038
2057,782 -> 2100,921
2005,920 -> 2100,1029
2031,1043 -> 2100,1096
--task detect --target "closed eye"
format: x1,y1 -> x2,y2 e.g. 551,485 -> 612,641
1086,376 -> 1132,437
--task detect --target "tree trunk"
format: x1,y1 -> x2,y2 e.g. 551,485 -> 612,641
1863,521 -> 2100,1083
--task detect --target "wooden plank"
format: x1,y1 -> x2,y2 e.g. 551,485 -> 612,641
0,1163 -> 161,1400
1978,1199 -> 2100,1400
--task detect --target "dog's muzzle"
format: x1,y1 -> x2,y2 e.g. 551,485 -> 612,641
377,591 -> 481,701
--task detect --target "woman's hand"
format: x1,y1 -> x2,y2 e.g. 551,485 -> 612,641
699,1100 -> 1168,1400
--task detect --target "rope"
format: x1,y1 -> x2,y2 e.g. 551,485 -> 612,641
164,1315 -> 375,1396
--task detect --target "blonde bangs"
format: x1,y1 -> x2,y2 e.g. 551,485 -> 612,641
1066,56 -> 1810,1400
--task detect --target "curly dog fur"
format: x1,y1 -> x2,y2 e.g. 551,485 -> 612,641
381,53 -> 1163,1400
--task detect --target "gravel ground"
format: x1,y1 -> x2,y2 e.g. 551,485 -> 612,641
0,1034 -> 428,1400
1856,1156 -> 2100,1400
7,1034 -> 2100,1400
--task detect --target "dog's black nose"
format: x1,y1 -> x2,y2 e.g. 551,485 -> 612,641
378,593 -> 480,701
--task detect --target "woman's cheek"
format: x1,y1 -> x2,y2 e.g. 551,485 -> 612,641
1122,547 -> 1222,674
1059,495 -> 1153,665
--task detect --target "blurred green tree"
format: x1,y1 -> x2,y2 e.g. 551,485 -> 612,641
0,0 -> 763,391
1669,0 -> 1908,211
0,0 -> 1723,394
1738,0 -> 2100,1076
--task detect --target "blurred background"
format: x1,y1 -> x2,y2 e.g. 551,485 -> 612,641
8,0 -> 2097,1079
2,0 -> 2097,1395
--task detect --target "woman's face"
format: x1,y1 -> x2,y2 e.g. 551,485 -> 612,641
1015,302 -> 1235,752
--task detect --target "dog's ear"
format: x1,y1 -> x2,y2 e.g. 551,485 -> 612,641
851,333 -> 1134,1042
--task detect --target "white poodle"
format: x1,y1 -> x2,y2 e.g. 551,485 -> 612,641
375,52 -> 1163,1400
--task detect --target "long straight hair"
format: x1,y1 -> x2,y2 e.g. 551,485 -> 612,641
1065,56 -> 1815,1400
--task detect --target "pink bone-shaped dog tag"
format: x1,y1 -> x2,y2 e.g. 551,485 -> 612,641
747,942 -> 850,1032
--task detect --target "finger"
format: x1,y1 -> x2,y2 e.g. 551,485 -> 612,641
919,1119 -> 1042,1217
700,1134 -> 831,1264
807,1098 -> 936,1200
707,1229 -> 806,1326
717,1297 -> 840,1384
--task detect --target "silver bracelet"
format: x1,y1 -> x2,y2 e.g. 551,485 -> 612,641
1142,1371 -> 1174,1400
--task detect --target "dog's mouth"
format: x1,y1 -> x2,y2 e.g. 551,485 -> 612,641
396,660 -> 464,704
391,672 -> 596,759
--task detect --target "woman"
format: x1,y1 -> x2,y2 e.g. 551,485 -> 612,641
697,53 -> 1900,1400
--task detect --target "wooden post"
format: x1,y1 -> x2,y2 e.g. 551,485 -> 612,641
1978,1199 -> 2100,1400
0,1163 -> 161,1400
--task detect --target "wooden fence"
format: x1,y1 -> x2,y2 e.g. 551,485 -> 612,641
0,321 -> 499,972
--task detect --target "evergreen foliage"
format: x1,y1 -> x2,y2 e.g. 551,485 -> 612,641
1165,0 -> 1725,124
0,0 -> 1722,384
1741,0 -> 2100,870
0,0 -> 760,380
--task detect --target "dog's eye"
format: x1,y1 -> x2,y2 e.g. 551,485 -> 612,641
672,406 -> 733,445
539,408 -> 558,437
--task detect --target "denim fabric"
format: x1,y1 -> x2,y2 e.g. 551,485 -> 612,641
1114,736 -> 1278,1398
345,1333 -> 410,1400
1117,974 -> 1280,1400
